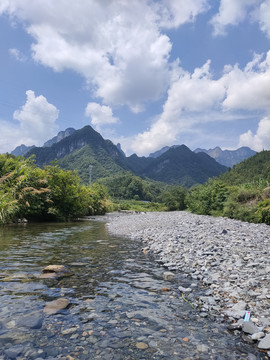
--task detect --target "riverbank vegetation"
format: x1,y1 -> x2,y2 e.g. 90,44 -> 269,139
0,154 -> 111,224
185,151 -> 270,224
1,150 -> 269,225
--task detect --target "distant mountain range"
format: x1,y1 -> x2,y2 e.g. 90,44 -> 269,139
12,125 -> 227,187
194,146 -> 256,168
11,128 -> 76,157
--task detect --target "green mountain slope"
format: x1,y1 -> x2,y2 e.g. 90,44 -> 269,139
221,150 -> 270,185
139,145 -> 227,187
26,125 -> 130,182
25,125 -> 228,188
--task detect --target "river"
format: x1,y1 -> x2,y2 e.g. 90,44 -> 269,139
0,220 -> 263,359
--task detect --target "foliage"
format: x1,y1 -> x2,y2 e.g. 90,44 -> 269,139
0,154 -> 110,224
99,173 -> 165,201
160,186 -> 187,211
112,199 -> 167,212
255,199 -> 270,225
186,180 -> 229,215
221,150 -> 270,186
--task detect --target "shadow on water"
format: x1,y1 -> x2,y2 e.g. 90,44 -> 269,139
0,220 -> 265,359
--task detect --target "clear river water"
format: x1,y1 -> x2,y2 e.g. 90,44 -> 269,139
0,219 -> 264,359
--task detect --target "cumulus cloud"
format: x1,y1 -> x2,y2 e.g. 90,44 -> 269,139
157,0 -> 210,28
210,0 -> 260,36
85,102 -> 119,131
130,60 -> 226,155
222,51 -> 270,111
0,0 -> 209,112
0,90 -> 59,153
258,0 -> 270,38
238,117 -> 270,151
129,51 -> 270,155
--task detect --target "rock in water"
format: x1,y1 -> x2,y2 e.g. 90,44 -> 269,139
44,298 -> 70,315
17,311 -> 43,329
136,342 -> 148,349
41,264 -> 73,278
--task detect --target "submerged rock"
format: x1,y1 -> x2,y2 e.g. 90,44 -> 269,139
44,298 -> 70,315
40,264 -> 73,279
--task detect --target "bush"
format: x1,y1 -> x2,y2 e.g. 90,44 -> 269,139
161,186 -> 187,211
255,199 -> 270,225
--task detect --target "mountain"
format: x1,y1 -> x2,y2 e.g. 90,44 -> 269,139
221,150 -> 270,185
26,126 -> 130,183
11,144 -> 35,157
135,145 -> 227,187
125,153 -> 154,174
149,145 -> 179,158
43,128 -> 76,147
194,146 -> 256,167
25,125 -> 227,187
10,127 -> 76,156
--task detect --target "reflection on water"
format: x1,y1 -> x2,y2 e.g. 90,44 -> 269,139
0,220 -> 263,359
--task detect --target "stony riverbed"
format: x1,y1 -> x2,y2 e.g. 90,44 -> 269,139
107,211 -> 270,357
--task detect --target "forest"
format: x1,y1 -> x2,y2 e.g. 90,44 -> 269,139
1,150 -> 270,225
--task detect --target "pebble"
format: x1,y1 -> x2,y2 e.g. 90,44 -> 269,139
44,298 -> 70,315
136,342 -> 149,349
107,211 -> 270,355
258,334 -> 270,350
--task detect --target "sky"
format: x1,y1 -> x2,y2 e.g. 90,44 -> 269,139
0,0 -> 270,156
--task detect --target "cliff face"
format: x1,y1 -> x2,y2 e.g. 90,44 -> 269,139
43,128 -> 76,147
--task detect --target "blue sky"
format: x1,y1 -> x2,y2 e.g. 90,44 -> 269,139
0,0 -> 270,156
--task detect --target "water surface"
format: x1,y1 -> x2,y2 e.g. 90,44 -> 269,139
0,220 -> 263,359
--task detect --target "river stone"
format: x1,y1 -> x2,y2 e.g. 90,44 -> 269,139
43,265 -> 68,273
242,321 -> 260,335
44,298 -> 70,315
251,332 -> 265,340
136,342 -> 148,349
16,311 -> 43,329
178,286 -> 192,293
42,264 -> 73,278
196,344 -> 209,353
62,327 -> 78,335
163,271 -> 175,281
4,345 -> 24,359
258,334 -> 270,350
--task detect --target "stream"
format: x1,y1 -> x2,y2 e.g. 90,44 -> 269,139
0,220 -> 264,359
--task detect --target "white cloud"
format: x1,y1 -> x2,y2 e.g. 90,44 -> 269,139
9,48 -> 26,62
222,51 -> 270,111
258,0 -> 270,38
238,117 -> 270,150
0,90 -> 59,153
85,102 -> 119,131
210,0 -> 261,36
127,50 -> 270,155
0,0 -> 208,112
157,0 -> 210,28
130,60 -> 226,155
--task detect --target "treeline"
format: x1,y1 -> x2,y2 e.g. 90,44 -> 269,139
0,154 -> 111,224
185,178 -> 270,224
184,151 -> 270,224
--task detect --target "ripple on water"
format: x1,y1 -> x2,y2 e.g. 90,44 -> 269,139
0,221 -> 264,359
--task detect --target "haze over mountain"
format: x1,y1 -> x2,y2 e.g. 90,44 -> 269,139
11,128 -> 76,157
23,125 -> 228,187
194,146 -> 256,168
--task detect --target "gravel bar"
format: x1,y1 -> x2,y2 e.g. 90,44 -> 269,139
107,211 -> 270,354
